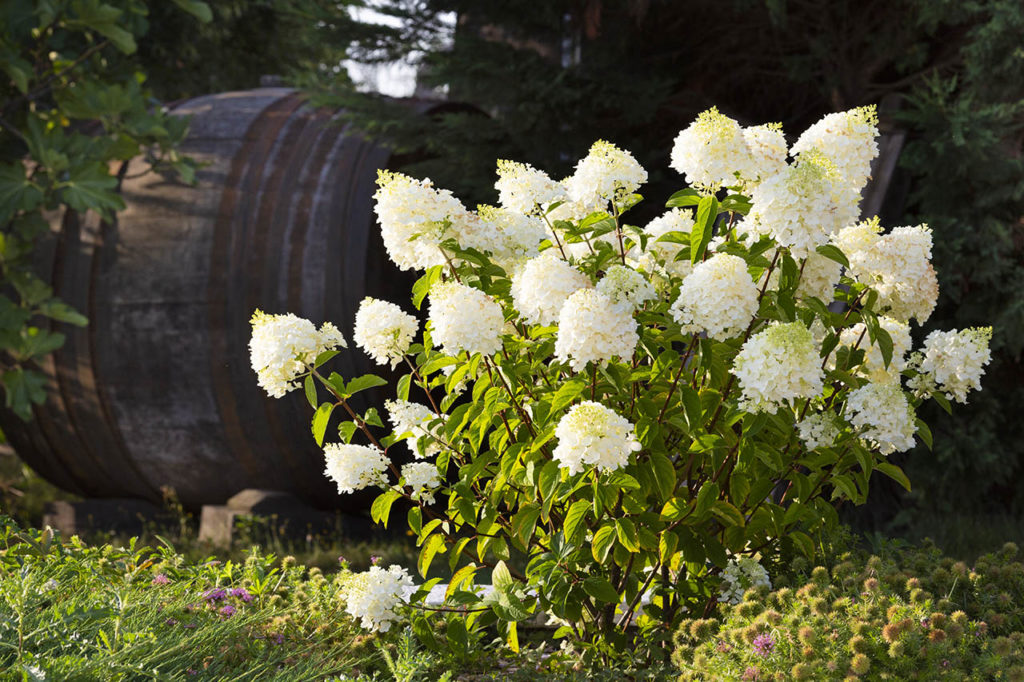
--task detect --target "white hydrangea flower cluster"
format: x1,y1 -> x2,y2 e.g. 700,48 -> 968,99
845,381 -> 917,455
469,205 -> 547,268
747,149 -> 859,257
344,564 -> 414,632
428,282 -> 504,357
830,216 -> 880,260
249,310 -> 346,398
832,219 -> 938,323
719,556 -> 772,605
740,123 -> 789,186
323,443 -> 388,494
908,327 -> 992,404
596,265 -> 655,311
670,253 -> 758,341
868,224 -> 939,323
798,413 -> 841,450
495,159 -> 567,215
669,107 -> 749,191
733,322 -> 825,413
385,399 -> 445,459
838,316 -> 912,383
510,252 -> 591,326
790,105 -> 879,192
552,401 -> 641,475
670,108 -> 789,192
401,461 -> 442,505
554,289 -> 638,371
352,298 -> 418,368
373,170 -> 468,271
797,252 -> 842,303
629,209 -> 695,280
564,140 -> 647,208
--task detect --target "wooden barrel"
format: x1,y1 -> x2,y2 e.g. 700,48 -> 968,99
1,88 -> 415,509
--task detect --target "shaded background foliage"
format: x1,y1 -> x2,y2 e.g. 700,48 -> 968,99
0,0 -> 1021,551
135,0 -> 358,101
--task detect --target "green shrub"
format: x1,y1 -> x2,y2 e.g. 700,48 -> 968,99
672,543 -> 1024,681
854,540 -> 1024,637
257,106 -> 998,659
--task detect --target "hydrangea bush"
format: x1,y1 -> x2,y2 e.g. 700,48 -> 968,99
249,105 -> 992,655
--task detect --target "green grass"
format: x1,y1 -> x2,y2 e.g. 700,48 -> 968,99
0,520 -> 376,680
0,518 -> 679,681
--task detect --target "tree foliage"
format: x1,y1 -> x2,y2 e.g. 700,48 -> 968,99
0,0 -> 208,419
893,0 -> 1024,520
136,0 -> 361,101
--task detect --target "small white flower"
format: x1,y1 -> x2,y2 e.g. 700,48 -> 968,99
510,251 -> 591,326
908,327 -> 992,404
845,381 -> 917,455
747,149 -> 860,258
830,216 -> 881,262
343,564 -> 414,632
670,107 -> 750,192
554,289 -> 638,371
469,204 -> 547,269
740,123 -> 789,188
353,298 -> 418,368
596,265 -> 656,311
832,219 -> 938,323
373,170 -> 469,271
670,253 -> 758,341
323,444 -> 388,494
629,208 -> 696,281
798,413 -> 840,450
249,310 -> 346,398
24,665 -> 46,681
385,399 -> 445,459
552,401 -> 641,474
733,322 -> 825,413
495,159 -> 567,215
401,461 -> 442,505
428,281 -> 504,357
564,140 -> 647,208
790,105 -> 879,193
719,556 -> 771,605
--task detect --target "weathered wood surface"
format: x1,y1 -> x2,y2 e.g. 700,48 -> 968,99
2,88 -> 410,508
